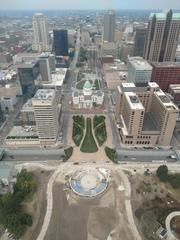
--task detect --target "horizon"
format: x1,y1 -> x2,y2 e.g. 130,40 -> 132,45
1,0 -> 180,11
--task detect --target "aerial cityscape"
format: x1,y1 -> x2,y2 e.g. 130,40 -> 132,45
0,0 -> 180,240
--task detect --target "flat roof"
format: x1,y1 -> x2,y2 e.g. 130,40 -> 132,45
129,56 -> 152,70
151,62 -> 180,68
17,61 -> 38,69
125,92 -> 144,110
33,89 -> 55,101
0,86 -> 19,97
7,126 -> 38,138
42,68 -> 67,88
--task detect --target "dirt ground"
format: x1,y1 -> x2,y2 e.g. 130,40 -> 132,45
44,170 -> 134,240
171,216 -> 180,239
21,168 -> 53,240
130,173 -> 180,240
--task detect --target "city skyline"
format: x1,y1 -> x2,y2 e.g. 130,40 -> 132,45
1,0 -> 180,10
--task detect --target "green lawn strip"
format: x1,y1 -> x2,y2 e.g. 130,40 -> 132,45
76,80 -> 86,89
105,147 -> 118,163
80,118 -> 98,153
93,79 -> 100,90
95,122 -> 107,146
73,115 -> 85,129
76,80 -> 93,89
63,147 -> 73,161
72,122 -> 84,146
93,115 -> 105,129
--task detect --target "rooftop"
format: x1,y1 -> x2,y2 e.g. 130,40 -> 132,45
151,62 -> 180,68
7,126 -> 38,139
128,56 -> 152,70
43,68 -> 67,88
17,61 -> 38,69
125,92 -> 144,110
33,89 -> 55,101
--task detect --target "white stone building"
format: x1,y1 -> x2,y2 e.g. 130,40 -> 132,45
72,80 -> 104,109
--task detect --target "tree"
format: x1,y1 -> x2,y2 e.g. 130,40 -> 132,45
156,165 -> 169,182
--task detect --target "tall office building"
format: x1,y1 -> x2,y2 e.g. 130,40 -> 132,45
32,13 -> 50,52
53,29 -> 68,56
39,53 -> 51,82
103,10 -> 116,43
18,61 -> 40,98
133,26 -> 147,57
32,89 -> 59,144
115,82 -> 179,146
144,10 -> 180,62
128,56 -> 152,86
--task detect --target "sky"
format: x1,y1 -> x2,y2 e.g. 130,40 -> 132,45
1,0 -> 180,10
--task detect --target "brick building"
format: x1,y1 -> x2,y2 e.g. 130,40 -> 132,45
151,62 -> 180,92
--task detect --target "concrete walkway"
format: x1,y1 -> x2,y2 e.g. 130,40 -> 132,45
118,169 -> 142,240
165,211 -> 180,240
36,164 -> 67,240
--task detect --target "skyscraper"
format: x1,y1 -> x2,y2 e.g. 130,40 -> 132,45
144,10 -> 180,62
53,29 -> 68,56
32,89 -> 59,145
18,61 -> 40,98
133,26 -> 147,57
103,10 -> 116,43
32,13 -> 50,52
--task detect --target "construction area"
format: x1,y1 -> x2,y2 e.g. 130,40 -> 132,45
130,171 -> 180,240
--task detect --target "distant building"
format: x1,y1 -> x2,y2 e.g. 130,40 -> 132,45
87,46 -> 98,69
119,41 -> 134,62
115,82 -> 178,146
18,61 -> 40,98
133,26 -> 147,57
72,80 -> 104,109
128,56 -> 152,86
32,89 -> 60,144
103,10 -> 116,43
0,52 -> 12,63
144,10 -> 180,62
0,86 -> 19,111
151,62 -> 180,92
102,42 -> 117,57
53,29 -> 68,56
169,84 -> 180,103
32,13 -> 50,52
81,31 -> 90,47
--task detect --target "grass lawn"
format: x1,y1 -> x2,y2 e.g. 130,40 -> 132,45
95,122 -> 107,146
72,122 -> 84,146
93,79 -> 100,90
73,115 -> 85,129
105,147 -> 118,163
76,80 -> 92,89
93,115 -> 105,128
63,147 -> 73,161
80,118 -> 98,153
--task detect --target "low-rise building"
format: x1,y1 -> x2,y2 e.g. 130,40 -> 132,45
0,86 -> 19,111
72,80 -> 104,109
